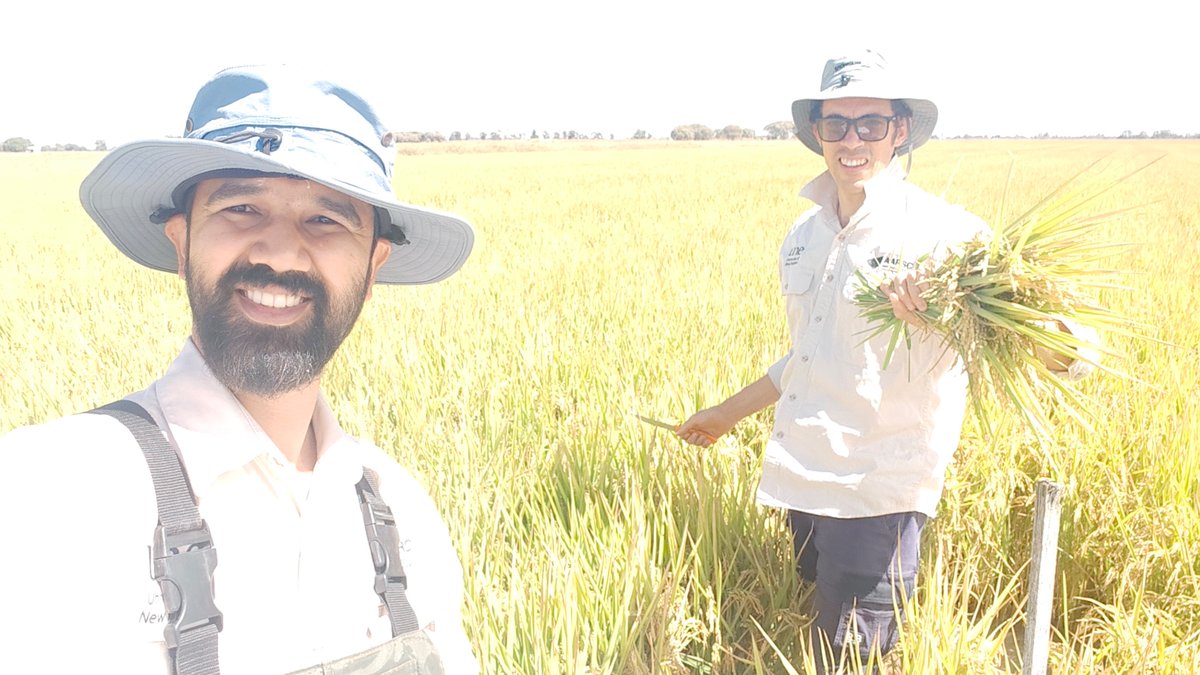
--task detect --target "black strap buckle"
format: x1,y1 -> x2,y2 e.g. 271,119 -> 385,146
152,522 -> 224,649
360,500 -> 407,595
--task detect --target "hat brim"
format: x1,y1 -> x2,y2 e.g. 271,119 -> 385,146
791,89 -> 938,156
80,137 -> 474,285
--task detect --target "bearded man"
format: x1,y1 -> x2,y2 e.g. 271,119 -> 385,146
0,66 -> 477,675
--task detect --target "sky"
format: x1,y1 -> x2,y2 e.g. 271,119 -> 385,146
3,0 -> 1197,146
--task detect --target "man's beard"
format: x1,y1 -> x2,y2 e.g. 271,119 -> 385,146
186,261 -> 369,397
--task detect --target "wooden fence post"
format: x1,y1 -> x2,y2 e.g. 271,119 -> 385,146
1022,479 -> 1065,675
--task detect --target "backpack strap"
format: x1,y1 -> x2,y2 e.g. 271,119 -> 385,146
94,398 -> 421,670
356,468 -> 420,636
93,400 -> 222,675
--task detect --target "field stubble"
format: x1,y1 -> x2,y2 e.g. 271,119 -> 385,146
1,139 -> 1197,673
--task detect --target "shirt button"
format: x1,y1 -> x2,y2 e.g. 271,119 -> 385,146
800,355 -> 809,362
814,316 -> 823,323
824,273 -> 834,282
788,394 -> 797,401
799,246 -> 805,252
775,432 -> 784,439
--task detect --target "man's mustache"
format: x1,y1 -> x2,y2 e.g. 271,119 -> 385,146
217,264 -> 327,303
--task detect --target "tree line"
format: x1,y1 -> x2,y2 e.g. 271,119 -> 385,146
381,122 -> 799,143
5,127 -> 1198,153
2,137 -> 107,152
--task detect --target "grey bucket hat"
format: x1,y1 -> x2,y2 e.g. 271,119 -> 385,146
80,65 -> 473,285
791,50 -> 937,156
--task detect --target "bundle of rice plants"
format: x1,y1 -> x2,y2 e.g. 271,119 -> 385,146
853,159 -> 1157,440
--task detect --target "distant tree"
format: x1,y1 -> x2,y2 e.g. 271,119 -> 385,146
531,129 -> 538,139
631,129 -> 650,140
764,121 -> 796,140
94,140 -> 107,151
553,132 -> 560,139
420,132 -> 446,142
1152,129 -> 1177,139
489,132 -> 500,140
718,124 -> 754,140
1,137 -> 33,152
449,131 -> 462,141
670,124 -> 713,141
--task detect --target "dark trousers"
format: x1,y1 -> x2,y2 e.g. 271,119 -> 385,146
787,510 -> 926,672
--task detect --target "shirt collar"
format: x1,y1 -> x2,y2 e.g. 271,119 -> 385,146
152,340 -> 361,494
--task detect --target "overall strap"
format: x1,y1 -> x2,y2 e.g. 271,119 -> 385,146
94,400 -> 223,675
356,468 -> 420,637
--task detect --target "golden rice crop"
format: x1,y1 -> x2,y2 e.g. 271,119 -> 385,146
2,139 -> 1197,673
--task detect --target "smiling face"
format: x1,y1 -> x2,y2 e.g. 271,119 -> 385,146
814,97 -> 908,210
164,175 -> 391,397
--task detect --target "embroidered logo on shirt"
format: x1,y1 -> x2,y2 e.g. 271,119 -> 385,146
138,581 -> 169,642
784,245 -> 806,267
141,589 -> 166,625
867,254 -> 916,274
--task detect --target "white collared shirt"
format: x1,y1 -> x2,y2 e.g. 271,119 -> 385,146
0,341 -> 478,674
758,160 -> 989,518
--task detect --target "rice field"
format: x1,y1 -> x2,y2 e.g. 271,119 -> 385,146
1,138 -> 1197,673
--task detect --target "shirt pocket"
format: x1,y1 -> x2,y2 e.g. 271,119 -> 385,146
782,265 -> 815,295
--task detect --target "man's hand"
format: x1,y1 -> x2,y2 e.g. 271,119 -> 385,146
1034,320 -> 1075,372
676,407 -> 736,447
880,268 -> 931,328
676,375 -> 781,448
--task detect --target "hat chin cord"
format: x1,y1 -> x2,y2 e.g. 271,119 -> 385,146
891,148 -> 915,177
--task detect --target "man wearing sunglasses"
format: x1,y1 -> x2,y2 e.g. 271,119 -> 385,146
675,50 -> 1038,671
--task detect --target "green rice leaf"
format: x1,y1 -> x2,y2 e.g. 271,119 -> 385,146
853,161 -> 1157,445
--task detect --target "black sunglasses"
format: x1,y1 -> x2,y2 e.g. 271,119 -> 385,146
814,115 -> 898,143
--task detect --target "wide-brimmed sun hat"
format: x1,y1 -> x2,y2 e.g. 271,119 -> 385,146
80,65 -> 473,285
791,49 -> 937,156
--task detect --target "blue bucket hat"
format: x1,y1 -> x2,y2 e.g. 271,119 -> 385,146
791,49 -> 938,156
80,65 -> 473,285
